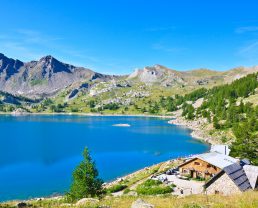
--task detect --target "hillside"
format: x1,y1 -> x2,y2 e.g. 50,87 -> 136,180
1,192 -> 257,208
0,53 -> 258,111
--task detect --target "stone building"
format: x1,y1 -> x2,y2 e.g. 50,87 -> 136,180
204,163 -> 252,195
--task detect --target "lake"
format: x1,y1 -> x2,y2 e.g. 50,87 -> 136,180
0,115 -> 209,201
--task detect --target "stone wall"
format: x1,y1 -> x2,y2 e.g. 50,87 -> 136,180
206,172 -> 241,195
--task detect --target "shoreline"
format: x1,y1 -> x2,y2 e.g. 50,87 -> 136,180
0,111 -> 216,203
167,112 -> 219,145
0,111 -> 174,119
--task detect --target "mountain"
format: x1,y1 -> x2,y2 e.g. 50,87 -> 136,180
0,53 -> 112,98
1,53 -> 258,101
128,64 -> 258,87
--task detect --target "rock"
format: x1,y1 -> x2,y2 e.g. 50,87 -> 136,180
60,203 -> 72,207
68,89 -> 79,99
127,191 -> 138,196
131,199 -> 155,208
196,79 -> 209,85
75,198 -> 99,206
17,202 -> 28,208
11,108 -> 28,115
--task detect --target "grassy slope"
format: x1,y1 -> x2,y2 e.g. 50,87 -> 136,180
2,192 -> 257,208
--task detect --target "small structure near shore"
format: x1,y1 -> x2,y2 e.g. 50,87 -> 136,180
178,152 -> 238,179
210,145 -> 230,155
204,163 -> 252,195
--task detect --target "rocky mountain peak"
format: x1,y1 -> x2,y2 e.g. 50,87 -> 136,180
0,53 -> 5,59
36,55 -> 73,73
39,55 -> 58,67
0,53 -> 24,77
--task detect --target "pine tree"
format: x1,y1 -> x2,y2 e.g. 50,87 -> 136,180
213,116 -> 220,129
230,122 -> 258,165
67,147 -> 103,202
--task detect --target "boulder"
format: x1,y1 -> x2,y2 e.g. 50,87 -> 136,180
131,199 -> 155,208
127,191 -> 138,196
75,198 -> 99,206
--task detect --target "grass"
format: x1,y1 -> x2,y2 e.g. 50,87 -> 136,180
136,179 -> 173,195
1,191 -> 257,208
106,184 -> 128,193
30,79 -> 48,86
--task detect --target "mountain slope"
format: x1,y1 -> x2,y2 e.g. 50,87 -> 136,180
128,64 -> 258,87
0,54 -> 112,98
1,53 -> 258,103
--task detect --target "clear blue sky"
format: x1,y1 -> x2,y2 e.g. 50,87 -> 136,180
1,0 -> 258,74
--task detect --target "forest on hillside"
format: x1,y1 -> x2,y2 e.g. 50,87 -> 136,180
163,73 -> 258,165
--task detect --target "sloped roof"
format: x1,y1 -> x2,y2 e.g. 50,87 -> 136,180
204,163 -> 252,192
243,165 -> 258,189
178,152 -> 238,169
224,163 -> 252,191
197,152 -> 238,169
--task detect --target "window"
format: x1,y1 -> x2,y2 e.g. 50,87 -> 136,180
194,162 -> 200,165
215,190 -> 220,194
183,169 -> 189,173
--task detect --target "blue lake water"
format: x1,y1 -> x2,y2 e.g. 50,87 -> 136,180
0,115 -> 209,201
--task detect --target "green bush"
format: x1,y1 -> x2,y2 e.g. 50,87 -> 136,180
123,188 -> 130,194
141,179 -> 162,187
136,179 -> 173,195
136,185 -> 173,195
107,184 -> 127,193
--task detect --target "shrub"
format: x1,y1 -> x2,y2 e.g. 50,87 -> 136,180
136,179 -> 173,195
107,184 -> 127,193
123,188 -> 130,194
141,179 -> 162,187
136,185 -> 173,195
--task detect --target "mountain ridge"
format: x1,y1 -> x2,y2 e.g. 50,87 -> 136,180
0,53 -> 258,99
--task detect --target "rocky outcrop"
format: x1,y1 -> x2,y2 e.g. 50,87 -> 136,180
128,65 -> 185,86
131,199 -> 155,208
75,198 -> 99,207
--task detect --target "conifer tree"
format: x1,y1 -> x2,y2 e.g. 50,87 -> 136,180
67,147 -> 103,202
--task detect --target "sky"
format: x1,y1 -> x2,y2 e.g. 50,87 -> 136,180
1,0 -> 258,74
